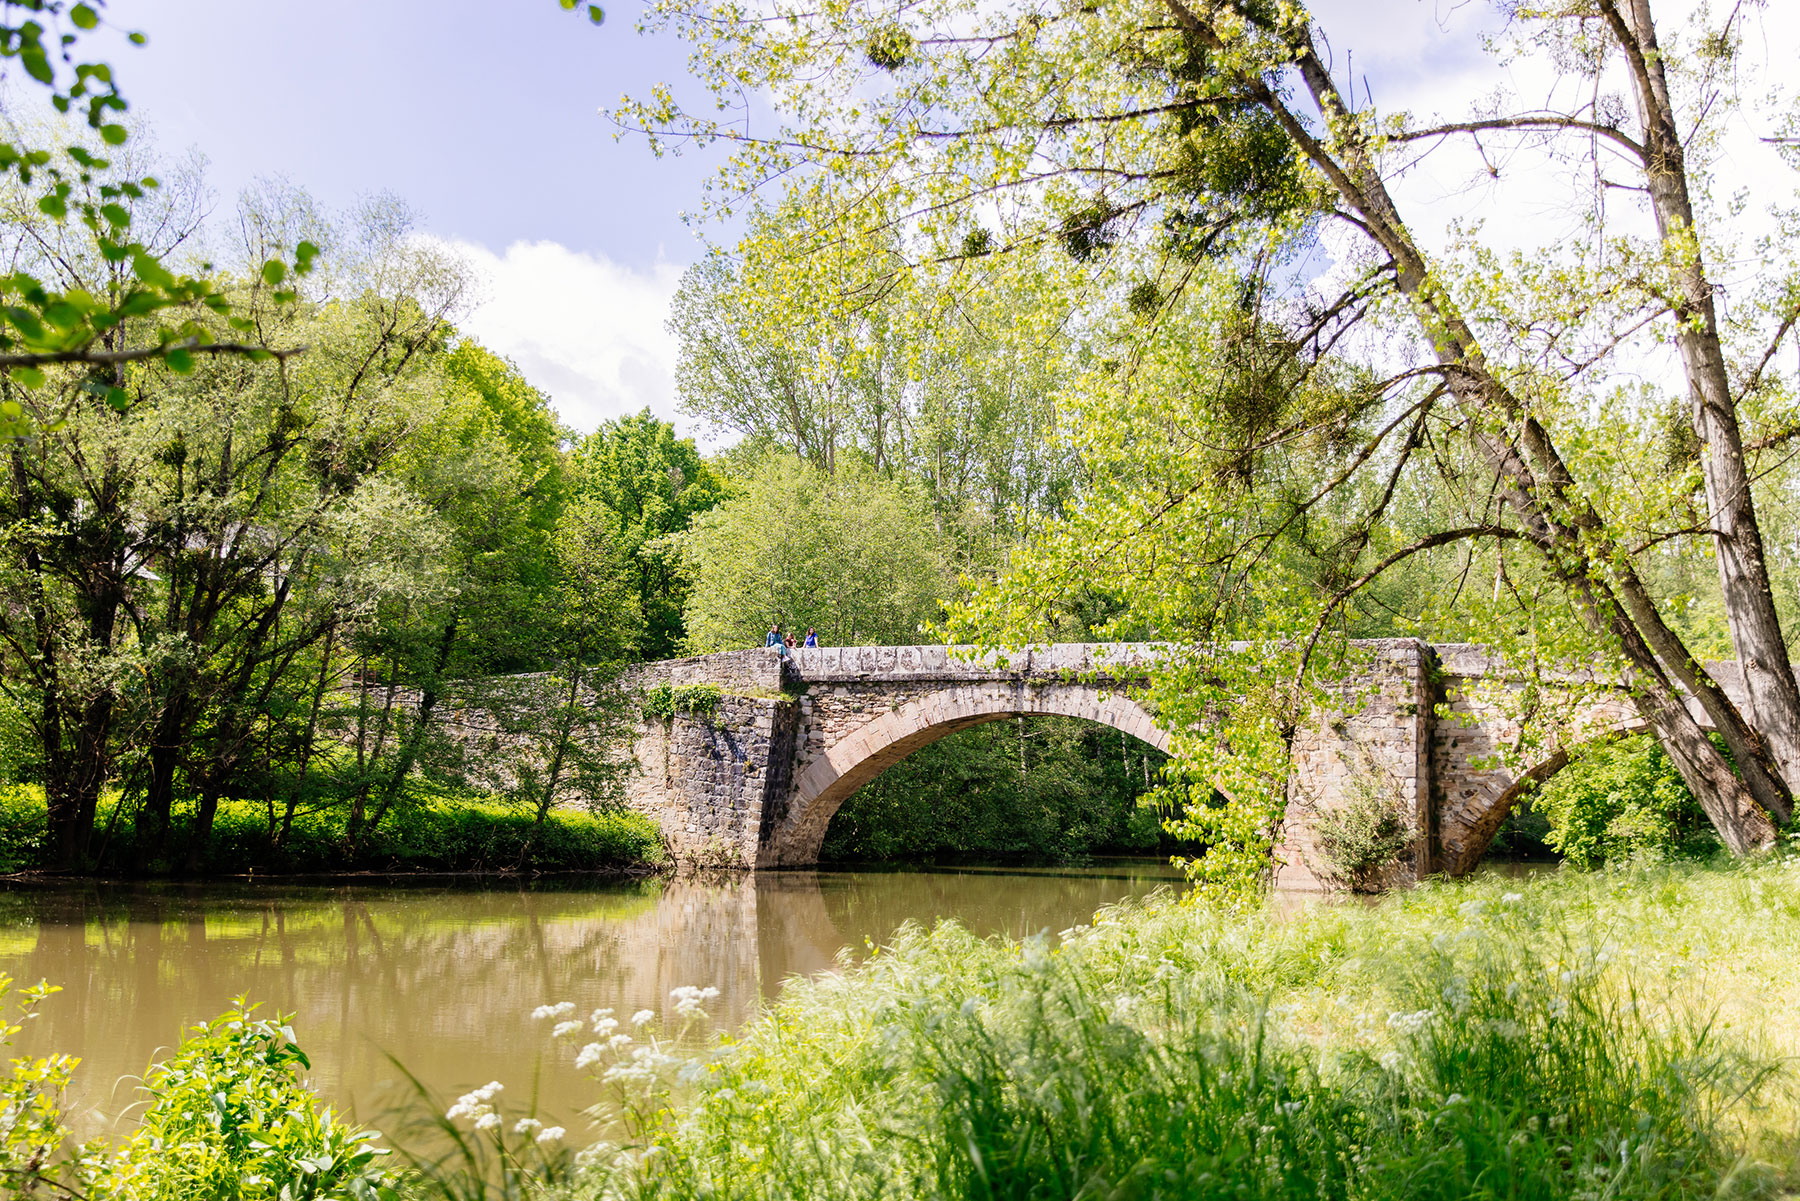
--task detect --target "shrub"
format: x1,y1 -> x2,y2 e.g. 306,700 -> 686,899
0,790 -> 663,876
0,785 -> 46,872
639,683 -> 723,721
2,987 -> 400,1200
1530,734 -> 1718,868
89,999 -> 400,1200
1310,777 -> 1412,891
0,975 -> 75,1196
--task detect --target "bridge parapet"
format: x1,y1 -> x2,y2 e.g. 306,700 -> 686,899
789,642 -> 1168,684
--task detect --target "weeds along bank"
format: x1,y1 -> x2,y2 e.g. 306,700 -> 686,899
534,858 -> 1800,1201
5,858 -> 1798,1198
0,785 -> 664,876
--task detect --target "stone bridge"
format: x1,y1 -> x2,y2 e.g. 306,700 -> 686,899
621,639 -> 1674,888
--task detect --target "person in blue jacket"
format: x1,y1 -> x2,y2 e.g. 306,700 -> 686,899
765,623 -> 789,657
803,628 -> 818,648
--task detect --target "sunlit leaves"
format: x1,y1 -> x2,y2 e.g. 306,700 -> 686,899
0,0 -> 326,438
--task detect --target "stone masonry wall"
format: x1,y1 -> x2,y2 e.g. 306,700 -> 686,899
1430,644 -> 1645,874
1277,639 -> 1437,892
625,694 -> 799,866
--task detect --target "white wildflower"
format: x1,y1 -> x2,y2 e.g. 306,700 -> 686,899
446,1080 -> 506,1127
575,1042 -> 605,1069
591,1016 -> 619,1036
552,1020 -> 584,1038
531,1002 -> 576,1021
536,1126 -> 565,1145
606,1033 -> 633,1050
631,1009 -> 657,1027
514,1118 -> 542,1135
1502,892 -> 1523,904
1379,1050 -> 1405,1072
671,985 -> 720,1019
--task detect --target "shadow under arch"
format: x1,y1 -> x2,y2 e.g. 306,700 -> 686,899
758,684 -> 1169,867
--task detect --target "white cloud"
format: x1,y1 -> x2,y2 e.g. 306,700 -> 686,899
440,238 -> 687,435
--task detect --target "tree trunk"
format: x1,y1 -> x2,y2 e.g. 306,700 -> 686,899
280,625 -> 337,850
140,696 -> 191,868
1594,0 -> 1800,795
1216,13 -> 1790,849
520,667 -> 584,867
358,614 -> 459,851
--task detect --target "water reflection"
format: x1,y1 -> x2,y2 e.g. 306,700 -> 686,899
0,860 -> 1183,1136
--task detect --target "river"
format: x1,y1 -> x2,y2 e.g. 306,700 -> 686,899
0,860 -> 1184,1138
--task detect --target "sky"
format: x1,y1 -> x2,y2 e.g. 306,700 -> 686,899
78,0 -> 1800,436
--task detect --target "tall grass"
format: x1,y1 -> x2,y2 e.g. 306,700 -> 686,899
515,858 -> 1800,1200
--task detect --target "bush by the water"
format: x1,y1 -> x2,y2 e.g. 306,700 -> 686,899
503,857 -> 1798,1200
823,717 -> 1173,862
1,986 -> 400,1198
0,785 -> 663,875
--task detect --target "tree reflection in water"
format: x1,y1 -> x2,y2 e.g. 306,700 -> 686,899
0,861 -> 1182,1136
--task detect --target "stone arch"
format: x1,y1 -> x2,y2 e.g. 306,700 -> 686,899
756,682 -> 1170,867
1434,697 -> 1652,875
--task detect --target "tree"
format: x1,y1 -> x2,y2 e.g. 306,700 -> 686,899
615,0 -> 1800,876
0,167 -> 469,870
669,190 -> 1084,571
469,492 -> 642,854
683,453 -> 951,651
569,410 -> 726,659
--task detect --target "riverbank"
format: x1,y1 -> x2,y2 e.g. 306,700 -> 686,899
0,785 -> 665,876
532,855 -> 1800,1200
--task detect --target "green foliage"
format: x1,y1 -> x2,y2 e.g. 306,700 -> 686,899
90,999 -> 400,1200
0,3 -> 320,438
0,791 -> 662,875
683,453 -> 951,652
1530,735 -> 1720,870
668,209 -> 1079,573
0,975 -> 73,1197
618,0 -> 1800,881
569,410 -> 726,660
3,985 -> 400,1199
822,717 -> 1171,862
639,683 -> 723,722
1310,778 -> 1413,892
551,859 -> 1800,1200
0,784 -> 47,871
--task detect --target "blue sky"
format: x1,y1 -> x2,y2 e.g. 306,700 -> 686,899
103,0 -> 715,269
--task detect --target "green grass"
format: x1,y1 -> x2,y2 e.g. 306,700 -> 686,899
501,856 -> 1800,1200
0,784 -> 664,875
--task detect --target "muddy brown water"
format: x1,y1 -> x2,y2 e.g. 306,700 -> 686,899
0,860 -> 1185,1139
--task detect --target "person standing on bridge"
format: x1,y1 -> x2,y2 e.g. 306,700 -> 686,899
804,628 -> 818,648
766,623 -> 789,658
